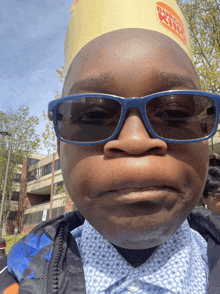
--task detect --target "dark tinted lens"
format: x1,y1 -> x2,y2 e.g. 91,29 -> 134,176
146,94 -> 216,140
56,97 -> 121,142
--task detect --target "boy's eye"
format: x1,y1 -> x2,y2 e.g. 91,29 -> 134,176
161,109 -> 191,123
146,94 -> 195,124
150,107 -> 192,125
72,106 -> 118,125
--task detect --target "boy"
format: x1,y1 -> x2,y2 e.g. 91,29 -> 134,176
1,0 -> 220,293
202,166 -> 220,215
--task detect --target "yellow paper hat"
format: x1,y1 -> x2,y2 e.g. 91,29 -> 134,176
65,0 -> 193,72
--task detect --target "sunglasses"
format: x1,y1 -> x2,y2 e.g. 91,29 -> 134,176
48,90 -> 220,145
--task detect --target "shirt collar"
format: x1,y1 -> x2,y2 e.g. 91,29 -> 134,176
72,220 -> 208,293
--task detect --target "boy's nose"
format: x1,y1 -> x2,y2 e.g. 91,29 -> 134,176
103,108 -> 168,157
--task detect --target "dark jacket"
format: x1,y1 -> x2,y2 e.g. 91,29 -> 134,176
0,208 -> 220,294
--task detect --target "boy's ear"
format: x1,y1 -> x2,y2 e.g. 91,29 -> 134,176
202,196 -> 207,206
57,139 -> 60,157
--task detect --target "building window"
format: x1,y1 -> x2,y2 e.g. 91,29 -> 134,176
55,159 -> 61,171
27,158 -> 40,167
23,214 -> 27,224
54,181 -> 66,195
11,192 -> 19,201
35,168 -> 42,179
27,170 -> 37,181
42,163 -> 52,177
7,211 -> 18,221
51,207 -> 65,219
13,173 -> 21,183
23,210 -> 50,225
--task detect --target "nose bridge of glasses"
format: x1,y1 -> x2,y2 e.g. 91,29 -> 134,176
121,97 -> 147,119
121,97 -> 149,132
123,97 -> 146,111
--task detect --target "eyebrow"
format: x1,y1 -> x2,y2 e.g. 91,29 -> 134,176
68,74 -> 114,95
68,71 -> 198,96
155,71 -> 198,91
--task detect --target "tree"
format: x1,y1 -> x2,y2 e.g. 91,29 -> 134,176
177,0 -> 220,93
0,106 -> 41,230
42,66 -> 66,155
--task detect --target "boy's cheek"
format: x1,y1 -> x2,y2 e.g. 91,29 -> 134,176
169,141 -> 209,180
59,140 -> 209,194
59,140 -> 209,209
58,142 -> 101,201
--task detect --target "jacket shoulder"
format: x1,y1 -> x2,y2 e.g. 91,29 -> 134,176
5,210 -> 84,289
188,207 -> 220,243
0,256 -> 19,294
188,208 -> 220,294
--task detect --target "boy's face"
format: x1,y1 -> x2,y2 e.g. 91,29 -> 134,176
203,190 -> 220,215
58,29 -> 209,249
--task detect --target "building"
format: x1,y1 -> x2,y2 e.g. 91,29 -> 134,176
5,153 -> 76,235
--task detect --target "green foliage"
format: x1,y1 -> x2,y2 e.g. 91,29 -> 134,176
42,110 -> 57,156
56,66 -> 66,83
0,106 -> 41,227
41,66 -> 66,155
177,0 -> 220,93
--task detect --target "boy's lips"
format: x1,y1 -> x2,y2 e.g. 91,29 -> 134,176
97,181 -> 180,203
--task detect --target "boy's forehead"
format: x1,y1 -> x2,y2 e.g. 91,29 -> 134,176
68,29 -> 188,67
66,72 -> 197,97
63,29 -> 200,96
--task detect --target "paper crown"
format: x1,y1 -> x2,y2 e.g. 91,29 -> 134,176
64,0 -> 193,72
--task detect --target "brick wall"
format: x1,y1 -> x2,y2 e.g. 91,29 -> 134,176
6,220 -> 17,235
27,193 -> 49,207
21,224 -> 37,235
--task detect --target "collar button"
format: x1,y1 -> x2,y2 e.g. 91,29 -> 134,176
127,280 -> 141,292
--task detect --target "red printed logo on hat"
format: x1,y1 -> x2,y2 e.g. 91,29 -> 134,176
156,1 -> 187,46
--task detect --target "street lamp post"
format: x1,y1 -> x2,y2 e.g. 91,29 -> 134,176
0,131 -> 12,238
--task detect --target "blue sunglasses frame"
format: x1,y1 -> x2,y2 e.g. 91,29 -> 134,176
48,90 -> 220,145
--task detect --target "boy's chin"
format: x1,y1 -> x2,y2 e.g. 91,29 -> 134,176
95,211 -> 187,250
102,228 -> 175,250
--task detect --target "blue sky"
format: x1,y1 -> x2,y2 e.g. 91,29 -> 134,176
1,0 -> 73,154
